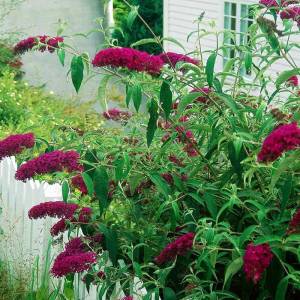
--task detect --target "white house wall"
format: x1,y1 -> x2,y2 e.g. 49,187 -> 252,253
3,0 -> 104,100
164,0 -> 300,83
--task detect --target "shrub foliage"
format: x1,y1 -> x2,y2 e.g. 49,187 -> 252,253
3,1 -> 300,299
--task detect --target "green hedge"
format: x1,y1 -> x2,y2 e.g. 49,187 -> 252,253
112,0 -> 163,54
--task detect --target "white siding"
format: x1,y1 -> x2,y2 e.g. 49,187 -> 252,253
164,0 -> 300,81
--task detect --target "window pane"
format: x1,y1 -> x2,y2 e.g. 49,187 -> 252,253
224,16 -> 230,30
241,4 -> 248,18
231,17 -> 236,31
224,2 -> 231,15
231,3 -> 237,17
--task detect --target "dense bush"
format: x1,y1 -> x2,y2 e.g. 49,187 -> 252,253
4,1 -> 300,299
112,0 -> 163,54
0,71 -> 102,140
0,42 -> 22,76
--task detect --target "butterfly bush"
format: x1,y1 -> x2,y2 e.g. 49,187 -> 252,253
243,243 -> 273,284
159,52 -> 200,67
29,201 -> 92,237
71,174 -> 88,195
15,150 -> 83,181
258,122 -> 300,162
10,0 -> 300,298
259,0 -> 298,7
92,47 -> 164,75
287,75 -> 299,86
102,108 -> 132,121
0,133 -> 35,161
190,87 -> 212,103
155,233 -> 195,265
288,209 -> 300,233
14,35 -> 63,54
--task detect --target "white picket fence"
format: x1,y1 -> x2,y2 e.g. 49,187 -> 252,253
0,156 -> 156,300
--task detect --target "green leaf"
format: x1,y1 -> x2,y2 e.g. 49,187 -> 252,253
99,224 -> 118,266
275,276 -> 289,300
268,33 -> 280,55
218,93 -> 240,116
275,68 -> 300,88
163,287 -> 177,300
132,84 -> 142,112
114,156 -> 125,181
57,49 -> 65,66
206,52 -> 217,87
82,172 -> 94,196
131,38 -> 158,48
71,55 -> 84,93
147,99 -> 159,147
244,51 -> 252,73
125,85 -> 132,107
149,173 -> 170,199
220,58 -> 236,86
94,167 -> 109,215
62,181 -> 69,203
280,174 -> 293,218
98,74 -> 112,110
160,81 -> 172,119
178,92 -> 202,115
223,257 -> 243,288
255,235 -> 282,244
127,6 -> 139,30
162,37 -> 186,51
203,193 -> 217,219
133,262 -> 143,278
81,52 -> 90,75
213,78 -> 222,93
239,225 -> 257,247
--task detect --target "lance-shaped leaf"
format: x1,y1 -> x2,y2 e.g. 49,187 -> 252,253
127,6 -> 139,30
206,52 -> 217,87
71,55 -> 84,93
94,167 -> 109,215
132,84 -> 142,112
147,99 -> 159,147
160,80 -> 172,119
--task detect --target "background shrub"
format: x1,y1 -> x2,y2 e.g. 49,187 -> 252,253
112,0 -> 163,54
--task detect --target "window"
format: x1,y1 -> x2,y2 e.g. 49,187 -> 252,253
223,2 -> 253,70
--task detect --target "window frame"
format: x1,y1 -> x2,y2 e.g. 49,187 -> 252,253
223,1 -> 254,74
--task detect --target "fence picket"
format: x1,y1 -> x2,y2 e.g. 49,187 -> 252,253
0,156 -> 158,300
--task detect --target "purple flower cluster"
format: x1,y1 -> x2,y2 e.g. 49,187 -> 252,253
14,35 -> 63,54
288,208 -> 300,234
159,52 -> 199,68
92,47 -> 164,75
51,237 -> 97,277
50,219 -> 68,236
175,126 -> 199,157
51,208 -> 92,237
243,243 -> 273,284
258,122 -> 300,162
121,297 -> 134,300
280,6 -> 300,26
15,150 -> 83,181
29,201 -> 92,237
190,87 -> 212,104
169,154 -> 185,167
161,172 -> 174,185
28,201 -> 79,219
287,75 -> 299,87
103,108 -> 132,121
71,174 -> 88,195
0,133 -> 35,161
259,0 -> 298,7
259,0 -> 300,27
155,232 -> 195,265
